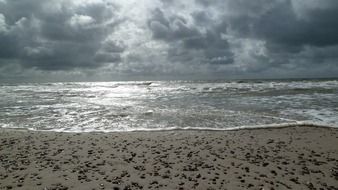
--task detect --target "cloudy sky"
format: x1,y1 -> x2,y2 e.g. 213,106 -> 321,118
0,0 -> 338,82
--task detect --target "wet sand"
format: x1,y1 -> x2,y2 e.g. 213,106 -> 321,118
0,126 -> 338,190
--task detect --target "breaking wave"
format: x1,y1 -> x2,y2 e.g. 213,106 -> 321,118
1,79 -> 338,133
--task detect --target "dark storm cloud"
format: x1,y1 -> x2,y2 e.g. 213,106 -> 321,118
146,0 -> 338,76
226,0 -> 338,50
149,8 -> 200,41
0,0 -> 124,71
148,8 -> 234,65
1,0 -> 338,81
94,40 -> 125,63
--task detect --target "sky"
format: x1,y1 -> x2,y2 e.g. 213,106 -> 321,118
0,0 -> 338,82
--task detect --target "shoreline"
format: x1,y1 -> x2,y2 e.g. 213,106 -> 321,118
1,126 -> 338,189
1,121 -> 337,134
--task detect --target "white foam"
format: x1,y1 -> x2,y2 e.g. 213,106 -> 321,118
1,80 -> 338,133
3,121 -> 336,133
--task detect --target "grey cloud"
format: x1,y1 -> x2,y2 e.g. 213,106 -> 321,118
190,11 -> 213,26
149,21 -> 169,39
0,14 -> 6,32
102,40 -> 125,53
1,0 -> 338,81
222,0 -> 338,74
94,52 -> 121,63
226,0 -> 338,49
149,8 -> 200,41
149,0 -> 338,75
148,7 -> 234,65
94,40 -> 126,64
0,0 -> 123,71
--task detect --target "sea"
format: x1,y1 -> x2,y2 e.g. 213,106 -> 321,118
0,79 -> 337,132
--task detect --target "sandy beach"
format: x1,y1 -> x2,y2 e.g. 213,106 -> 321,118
0,126 -> 338,190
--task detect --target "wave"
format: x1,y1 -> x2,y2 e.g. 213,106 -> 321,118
115,82 -> 153,86
2,121 -> 337,133
115,121 -> 338,132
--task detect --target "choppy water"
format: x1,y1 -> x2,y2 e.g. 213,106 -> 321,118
0,79 -> 338,132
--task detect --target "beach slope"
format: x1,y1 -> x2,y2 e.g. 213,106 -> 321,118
0,126 -> 338,189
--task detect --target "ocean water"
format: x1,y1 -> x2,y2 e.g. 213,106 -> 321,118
0,79 -> 338,132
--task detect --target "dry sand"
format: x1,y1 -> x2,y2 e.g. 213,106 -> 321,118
0,126 -> 338,190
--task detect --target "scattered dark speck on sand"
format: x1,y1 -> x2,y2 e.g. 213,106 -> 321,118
0,126 -> 338,189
